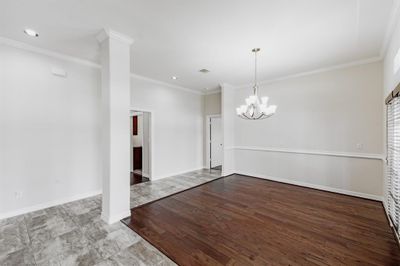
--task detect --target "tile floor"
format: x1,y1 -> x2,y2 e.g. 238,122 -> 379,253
0,169 -> 221,266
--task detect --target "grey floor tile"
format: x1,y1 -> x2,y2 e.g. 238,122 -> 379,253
0,247 -> 36,266
0,169 -> 220,266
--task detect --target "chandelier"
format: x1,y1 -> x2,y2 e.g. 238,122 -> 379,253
236,48 -> 277,120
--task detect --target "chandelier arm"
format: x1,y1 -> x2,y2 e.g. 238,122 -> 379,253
242,113 -> 251,119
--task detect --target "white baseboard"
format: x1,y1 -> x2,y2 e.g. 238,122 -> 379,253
235,171 -> 383,201
142,172 -> 150,178
222,170 -> 235,177
101,210 -> 131,225
152,167 -> 205,181
0,189 -> 102,220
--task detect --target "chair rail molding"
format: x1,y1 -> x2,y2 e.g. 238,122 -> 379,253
226,146 -> 384,161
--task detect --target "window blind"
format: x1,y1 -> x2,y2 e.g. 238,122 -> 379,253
387,96 -> 400,233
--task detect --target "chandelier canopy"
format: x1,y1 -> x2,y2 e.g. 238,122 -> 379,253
236,48 -> 277,120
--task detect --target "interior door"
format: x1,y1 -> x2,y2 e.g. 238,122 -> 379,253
210,117 -> 222,168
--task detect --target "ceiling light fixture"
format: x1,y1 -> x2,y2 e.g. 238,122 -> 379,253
24,28 -> 39,37
171,76 -> 178,80
236,48 -> 277,120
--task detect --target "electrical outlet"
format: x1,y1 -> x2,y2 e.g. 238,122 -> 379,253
356,143 -> 364,150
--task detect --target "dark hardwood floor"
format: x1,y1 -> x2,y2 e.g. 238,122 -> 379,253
130,172 -> 149,185
126,174 -> 400,265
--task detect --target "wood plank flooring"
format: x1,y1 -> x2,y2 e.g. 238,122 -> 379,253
126,174 -> 400,265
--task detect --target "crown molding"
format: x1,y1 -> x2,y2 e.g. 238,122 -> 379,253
0,36 -> 204,95
233,56 -> 382,89
0,36 -> 101,69
204,88 -> 221,95
380,0 -> 400,58
96,29 -> 134,45
130,73 -> 203,95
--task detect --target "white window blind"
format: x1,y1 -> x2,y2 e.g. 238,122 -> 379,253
387,97 -> 400,232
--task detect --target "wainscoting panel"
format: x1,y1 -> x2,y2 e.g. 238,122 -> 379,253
233,147 -> 384,199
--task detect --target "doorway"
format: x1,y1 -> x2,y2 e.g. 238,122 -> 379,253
130,110 -> 152,185
207,115 -> 223,170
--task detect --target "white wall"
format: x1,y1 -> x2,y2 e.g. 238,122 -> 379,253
227,62 -> 384,199
130,77 -> 204,180
0,44 -> 102,217
0,42 -> 205,217
384,11 -> 400,97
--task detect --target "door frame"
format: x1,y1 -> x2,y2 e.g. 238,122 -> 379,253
206,114 -> 222,169
129,108 -> 154,180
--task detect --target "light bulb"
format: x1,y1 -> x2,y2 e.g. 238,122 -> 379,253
261,97 -> 269,105
249,95 -> 257,104
260,105 -> 267,113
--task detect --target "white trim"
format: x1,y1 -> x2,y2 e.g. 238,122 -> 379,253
380,0 -> 400,58
0,189 -> 102,220
228,146 -> 384,161
204,88 -> 221,95
206,115 -> 222,169
96,29 -> 134,45
130,73 -> 203,95
236,171 -> 383,201
0,36 -> 203,95
152,167 -> 205,180
129,107 -> 154,181
0,36 -> 101,69
142,172 -> 150,178
234,57 -> 382,89
101,210 -> 131,225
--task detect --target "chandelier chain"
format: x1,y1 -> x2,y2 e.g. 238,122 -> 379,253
254,49 -> 258,96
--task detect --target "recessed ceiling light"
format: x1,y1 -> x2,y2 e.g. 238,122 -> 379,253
171,76 -> 178,80
24,28 -> 39,37
204,88 -> 210,90
199,69 -> 210,73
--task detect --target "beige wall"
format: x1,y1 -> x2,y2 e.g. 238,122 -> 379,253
227,61 -> 384,199
204,92 -> 221,115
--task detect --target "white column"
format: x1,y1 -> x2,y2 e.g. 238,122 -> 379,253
221,83 -> 236,176
97,29 -> 133,224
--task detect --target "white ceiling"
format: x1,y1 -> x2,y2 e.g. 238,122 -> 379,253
0,0 -> 396,91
